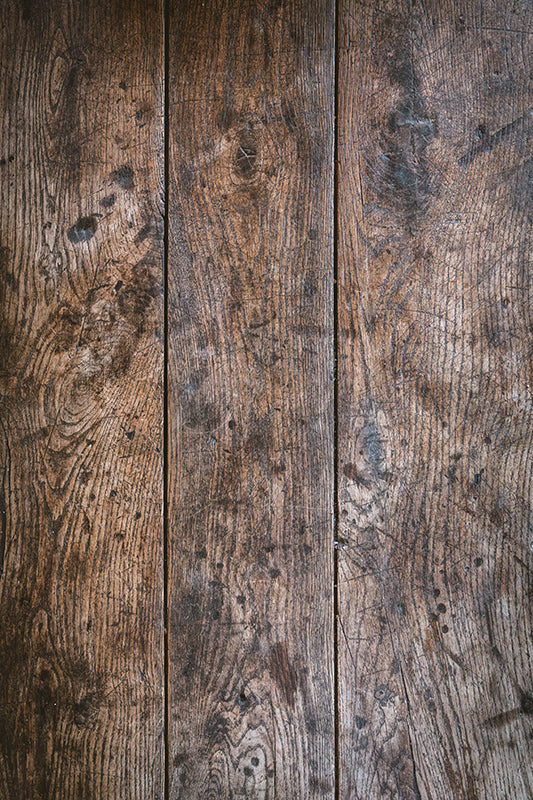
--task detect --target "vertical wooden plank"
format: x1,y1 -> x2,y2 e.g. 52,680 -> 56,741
0,2 -> 164,798
167,1 -> 334,796
338,0 -> 533,798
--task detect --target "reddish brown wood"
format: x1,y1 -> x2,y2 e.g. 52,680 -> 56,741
0,2 -> 164,797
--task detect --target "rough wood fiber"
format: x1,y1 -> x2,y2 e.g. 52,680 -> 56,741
167,0 -> 334,796
337,1 -> 533,798
0,2 -> 164,797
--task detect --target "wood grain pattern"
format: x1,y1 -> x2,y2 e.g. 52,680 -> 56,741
2,0 -> 532,795
166,0 -> 334,796
0,1 -> 164,797
337,1 -> 533,798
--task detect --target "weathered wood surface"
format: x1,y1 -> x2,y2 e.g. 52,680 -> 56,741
337,1 -> 533,798
166,0 -> 335,796
0,1 -> 164,798
2,0 -> 533,796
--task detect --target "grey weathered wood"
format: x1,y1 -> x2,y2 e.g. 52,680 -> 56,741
337,1 -> 533,798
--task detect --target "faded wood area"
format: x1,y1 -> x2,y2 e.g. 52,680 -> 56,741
0,0 -> 532,798
166,0 -> 335,796
0,1 -> 164,798
337,1 -> 533,798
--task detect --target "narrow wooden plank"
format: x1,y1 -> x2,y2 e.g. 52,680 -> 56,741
167,1 -> 334,796
338,1 -> 533,798
0,2 -> 164,798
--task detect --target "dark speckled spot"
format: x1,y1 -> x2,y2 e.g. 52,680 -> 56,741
112,165 -> 135,190
67,215 -> 98,244
100,193 -> 116,208
21,0 -> 33,19
135,222 -> 151,243
520,692 -> 533,715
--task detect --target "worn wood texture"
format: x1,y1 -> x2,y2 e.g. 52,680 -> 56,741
167,0 -> 334,796
0,2 -> 164,798
337,0 -> 533,798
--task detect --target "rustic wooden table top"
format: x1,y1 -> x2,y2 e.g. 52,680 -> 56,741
0,0 -> 531,798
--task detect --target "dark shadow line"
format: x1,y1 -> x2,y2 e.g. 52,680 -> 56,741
163,0 -> 170,798
333,1 -> 340,799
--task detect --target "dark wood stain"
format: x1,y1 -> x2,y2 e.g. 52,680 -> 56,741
112,165 -> 135,190
268,641 -> 299,708
67,215 -> 99,244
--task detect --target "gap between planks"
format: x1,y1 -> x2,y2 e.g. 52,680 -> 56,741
333,1 -> 340,799
163,1 -> 170,799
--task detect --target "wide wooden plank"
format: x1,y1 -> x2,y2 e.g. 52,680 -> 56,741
0,2 -> 164,798
167,0 -> 334,796
338,1 -> 533,798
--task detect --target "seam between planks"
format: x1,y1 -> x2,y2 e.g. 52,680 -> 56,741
163,0 -> 170,798
333,0 -> 340,798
